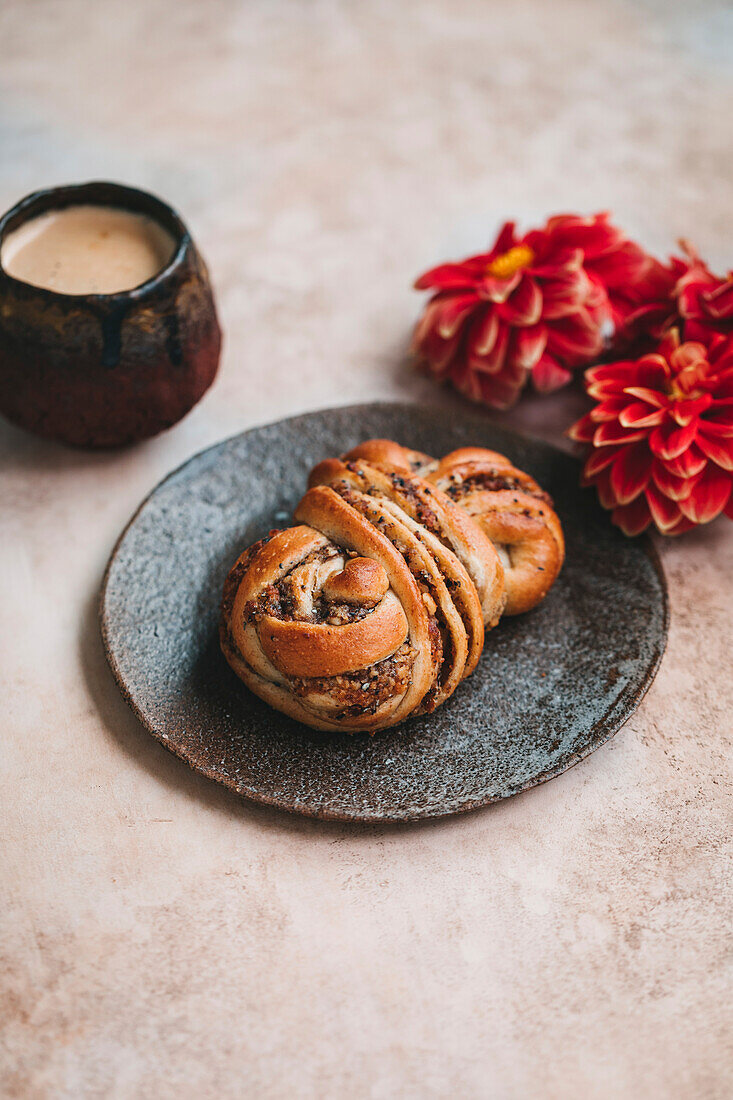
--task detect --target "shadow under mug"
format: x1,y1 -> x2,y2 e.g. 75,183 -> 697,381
0,181 -> 222,448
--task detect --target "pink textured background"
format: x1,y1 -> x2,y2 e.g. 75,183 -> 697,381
1,1 -> 732,1096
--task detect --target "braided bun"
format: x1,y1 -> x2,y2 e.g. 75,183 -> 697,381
220,436 -> 563,733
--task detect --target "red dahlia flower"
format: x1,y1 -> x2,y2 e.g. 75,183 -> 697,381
610,255 -> 688,349
675,245 -> 733,341
611,244 -> 733,351
413,213 -> 644,408
569,328 -> 733,536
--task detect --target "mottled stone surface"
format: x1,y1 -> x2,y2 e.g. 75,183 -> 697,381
1,0 -> 732,1096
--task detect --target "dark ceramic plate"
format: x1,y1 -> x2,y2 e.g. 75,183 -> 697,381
100,402 -> 668,823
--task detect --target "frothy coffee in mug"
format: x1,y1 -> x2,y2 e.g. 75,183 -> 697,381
1,205 -> 177,295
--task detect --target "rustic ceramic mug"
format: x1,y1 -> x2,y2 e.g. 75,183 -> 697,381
0,181 -> 221,447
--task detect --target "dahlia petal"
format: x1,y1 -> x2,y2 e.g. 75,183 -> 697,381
677,267 -> 727,321
593,469 -> 617,510
529,247 -> 584,279
651,459 -> 697,501
539,267 -> 592,319
709,362 -> 733,387
413,309 -> 463,373
696,432 -> 733,471
705,278 -> 733,320
684,319 -> 718,342
657,329 -> 682,359
414,293 -> 475,348
503,274 -> 543,326
481,385 -> 525,410
589,240 -> 649,288
593,420 -> 648,447
467,306 -> 499,358
619,401 -> 666,428
713,337 -> 733,361
712,358 -> 733,381
547,214 -> 619,256
645,484 -> 684,533
412,297 -> 441,347
470,321 -> 510,375
415,263 -> 482,292
583,444 -> 622,478
677,284 -> 703,318
636,357 -> 674,391
586,360 -> 638,383
419,331 -> 461,375
567,413 -> 596,443
415,300 -> 469,369
450,360 -> 481,403
456,364 -> 525,410
678,464 -> 732,523
699,411 -> 733,437
591,397 -> 631,423
618,301 -> 676,344
541,291 -> 587,322
671,394 -> 713,426
545,211 -> 602,231
512,324 -> 548,369
623,386 -> 668,409
664,516 -> 697,536
612,496 -> 652,537
609,443 -> 652,505
436,293 -> 480,339
649,419 -> 699,460
702,331 -> 729,355
677,281 -> 712,320
707,368 -> 733,393
585,358 -> 664,396
638,256 -> 684,299
670,341 -> 708,372
586,273 -> 612,313
586,364 -> 640,399
547,211 -> 607,227
492,221 -> 518,255
660,445 -> 708,479
497,359 -> 531,389
531,353 -> 572,393
546,308 -> 604,368
587,380 -> 631,401
482,272 -> 521,303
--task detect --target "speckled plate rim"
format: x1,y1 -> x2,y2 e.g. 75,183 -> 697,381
99,401 -> 669,824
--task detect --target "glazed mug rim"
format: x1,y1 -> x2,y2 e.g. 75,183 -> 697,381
0,180 -> 191,304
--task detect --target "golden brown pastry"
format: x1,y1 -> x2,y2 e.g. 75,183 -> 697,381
221,467 -> 504,733
314,439 -> 564,617
421,448 -> 565,615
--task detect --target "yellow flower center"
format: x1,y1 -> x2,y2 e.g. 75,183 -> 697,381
486,244 -> 534,280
